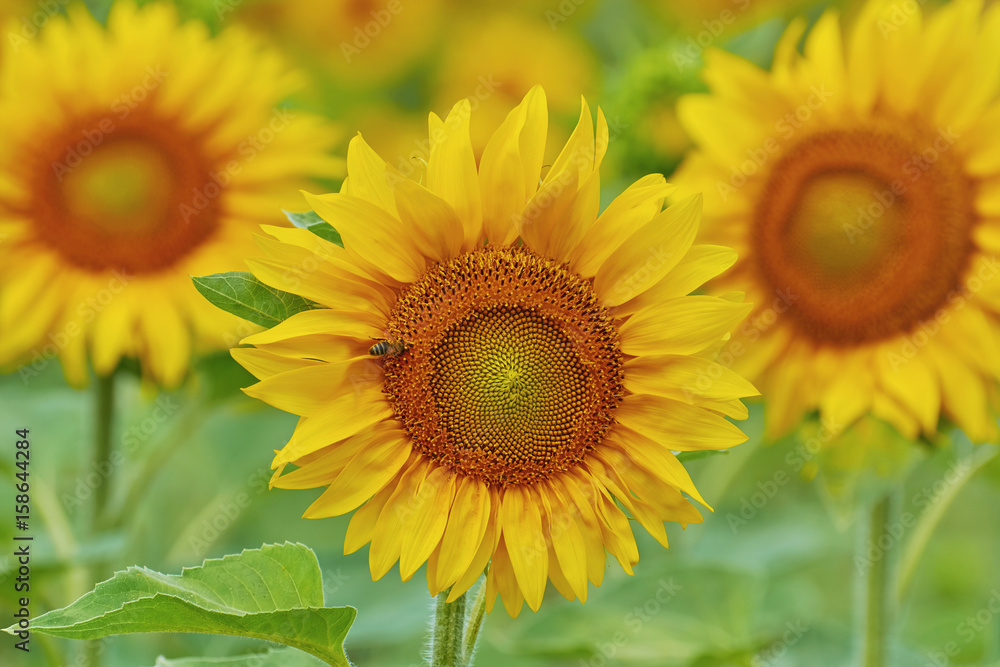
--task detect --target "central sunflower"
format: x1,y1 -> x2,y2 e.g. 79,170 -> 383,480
383,246 -> 624,487
232,88 -> 756,616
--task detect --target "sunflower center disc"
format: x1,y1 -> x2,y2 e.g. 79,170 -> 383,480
753,126 -> 974,345
383,246 -> 624,487
31,112 -> 221,274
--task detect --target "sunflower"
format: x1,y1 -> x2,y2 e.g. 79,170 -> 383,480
0,1 -> 341,387
675,0 -> 1000,444
231,87 -> 755,616
433,14 -> 598,156
233,0 -> 446,86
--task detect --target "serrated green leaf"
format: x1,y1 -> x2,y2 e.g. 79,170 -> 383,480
284,210 -> 343,246
6,543 -> 355,667
192,272 -> 315,328
151,648 -> 327,667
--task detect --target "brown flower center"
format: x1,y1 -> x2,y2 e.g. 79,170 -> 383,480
382,246 -> 624,487
753,124 -> 975,345
28,110 -> 221,274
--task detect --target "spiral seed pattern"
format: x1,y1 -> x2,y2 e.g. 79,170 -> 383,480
382,245 -> 624,487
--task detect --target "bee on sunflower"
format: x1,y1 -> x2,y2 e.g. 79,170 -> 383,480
221,87 -> 757,617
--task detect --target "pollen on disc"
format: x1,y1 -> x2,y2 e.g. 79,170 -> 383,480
382,246 -> 624,487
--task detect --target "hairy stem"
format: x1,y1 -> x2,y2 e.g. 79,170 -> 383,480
461,581 -> 488,667
431,591 -> 467,667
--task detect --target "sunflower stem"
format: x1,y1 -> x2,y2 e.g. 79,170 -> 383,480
896,445 -> 999,601
113,397 -> 206,529
431,590 -> 467,667
87,371 -> 116,667
460,580 -> 488,667
92,372 -> 115,529
859,491 -> 899,667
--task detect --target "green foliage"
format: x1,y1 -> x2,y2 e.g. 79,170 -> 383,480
150,648 -> 327,666
192,272 -> 316,328
675,450 -> 730,463
283,210 -> 344,247
5,543 -> 355,667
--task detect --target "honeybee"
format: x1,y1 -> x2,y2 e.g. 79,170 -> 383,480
369,339 -> 406,357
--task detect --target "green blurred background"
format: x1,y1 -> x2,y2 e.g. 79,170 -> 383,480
2,0 -> 999,665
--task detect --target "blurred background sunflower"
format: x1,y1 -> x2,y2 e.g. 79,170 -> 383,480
2,1 -> 999,666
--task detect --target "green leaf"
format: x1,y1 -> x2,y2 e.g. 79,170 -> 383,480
192,272 -> 315,328
7,543 -> 355,667
675,450 -> 730,463
284,210 -> 343,246
151,648 -> 327,666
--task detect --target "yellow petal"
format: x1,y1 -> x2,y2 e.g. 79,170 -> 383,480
346,134 -> 397,215
345,480 -> 397,555
544,97 -> 594,187
624,354 -> 758,405
845,5 -> 879,113
241,309 -> 379,346
802,11 -> 847,115
304,191 -> 425,283
520,98 -> 599,258
246,258 -> 387,328
761,342 -> 813,440
594,193 -> 702,306
274,422 -> 396,490
479,87 -> 548,247
303,431 -> 410,519
499,485 -> 548,612
427,100 -> 482,248
938,305 -> 1000,376
677,94 -> 771,166
516,87 -> 549,201
616,395 -> 749,451
369,457 -> 430,580
819,352 -> 874,432
91,287 -> 135,376
519,160 -> 584,259
535,110 -> 608,263
615,245 -> 738,316
139,294 -> 189,388
606,426 -> 710,508
584,454 -> 670,547
871,391 -> 921,440
571,175 -> 675,277
243,357 -> 378,415
620,296 -> 752,357
544,540 -> 577,602
399,465 -> 457,581
550,167 -> 601,264
433,477 -> 491,592
257,224 -> 383,287
585,475 -> 638,575
875,345 -> 940,435
57,311 -> 88,389
252,230 -> 395,307
489,537 -> 526,617
927,343 -> 992,441
538,482 -> 588,602
447,496 -> 501,602
274,386 -> 392,465
553,474 -> 605,587
392,176 -> 465,262
229,347 -> 321,381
